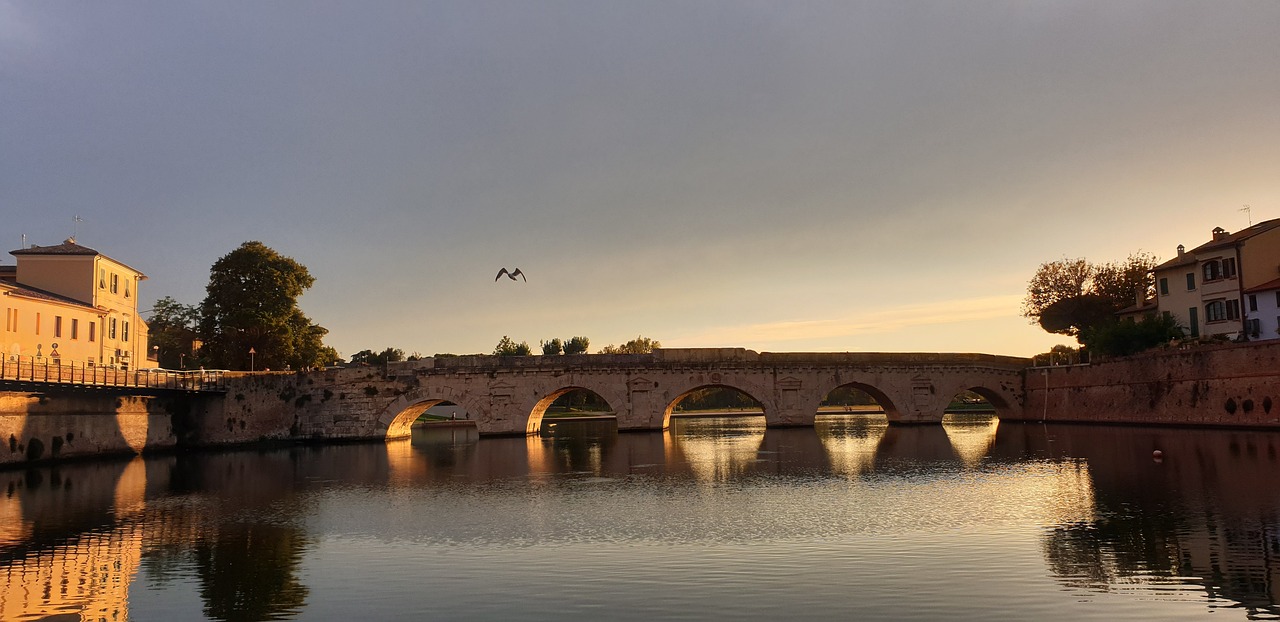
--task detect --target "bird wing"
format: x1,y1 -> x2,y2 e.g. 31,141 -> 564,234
495,268 -> 510,281
511,268 -> 526,281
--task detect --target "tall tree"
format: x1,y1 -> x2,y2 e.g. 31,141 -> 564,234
563,336 -> 590,355
349,347 -> 405,366
599,336 -> 661,354
493,336 -> 531,356
1091,252 -> 1159,309
1022,252 -> 1158,337
146,295 -> 200,368
198,242 -> 330,370
540,338 -> 563,355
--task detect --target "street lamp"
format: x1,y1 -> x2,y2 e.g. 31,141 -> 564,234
249,347 -> 256,372
180,352 -> 185,369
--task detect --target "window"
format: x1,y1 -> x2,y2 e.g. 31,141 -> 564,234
1159,278 -> 1169,296
99,268 -> 106,289
1248,318 -> 1262,337
1227,299 -> 1241,321
123,321 -> 129,342
35,313 -> 40,335
1250,295 -> 1259,312
1276,291 -> 1280,307
124,281 -> 130,298
71,318 -> 78,340
1223,257 -> 1237,278
110,318 -> 117,339
54,316 -> 62,338
1205,301 -> 1226,322
1186,272 -> 1196,290
1203,261 -> 1221,282
89,321 -> 96,342
110,273 -> 119,294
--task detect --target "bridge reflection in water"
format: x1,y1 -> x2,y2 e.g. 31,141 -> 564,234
4,417 -> 1280,619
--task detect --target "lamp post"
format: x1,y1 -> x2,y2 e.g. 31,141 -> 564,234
180,353 -> 185,369
249,347 -> 256,372
152,345 -> 159,364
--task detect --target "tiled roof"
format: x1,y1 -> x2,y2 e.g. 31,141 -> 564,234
10,239 -> 100,256
0,280 -> 98,311
9,238 -> 147,277
1152,217 -> 1280,272
1244,277 -> 1280,294
1194,217 -> 1280,253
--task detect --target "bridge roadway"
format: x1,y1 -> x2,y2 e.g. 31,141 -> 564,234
271,348 -> 1030,439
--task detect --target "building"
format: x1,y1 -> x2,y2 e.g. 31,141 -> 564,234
0,239 -> 150,368
1243,278 -> 1280,341
1152,218 -> 1280,340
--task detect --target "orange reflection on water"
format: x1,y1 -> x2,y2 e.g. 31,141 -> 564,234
666,416 -> 767,482
816,414 -> 888,478
941,414 -> 1000,468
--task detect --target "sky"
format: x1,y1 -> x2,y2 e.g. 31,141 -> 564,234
2,1 -> 1278,359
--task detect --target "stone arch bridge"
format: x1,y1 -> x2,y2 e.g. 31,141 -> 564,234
222,349 -> 1029,441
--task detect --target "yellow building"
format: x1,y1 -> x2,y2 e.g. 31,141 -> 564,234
0,239 -> 150,368
1153,218 -> 1280,340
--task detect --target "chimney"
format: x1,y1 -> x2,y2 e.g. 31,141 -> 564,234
1134,286 -> 1145,307
1177,244 -> 1185,258
1212,227 -> 1228,241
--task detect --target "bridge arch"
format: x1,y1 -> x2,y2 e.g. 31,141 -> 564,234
934,378 -> 1022,420
661,383 -> 775,429
525,386 -> 619,434
817,381 -> 902,419
377,387 -> 489,439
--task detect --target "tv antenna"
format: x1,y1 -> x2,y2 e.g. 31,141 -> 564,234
71,215 -> 83,241
1240,205 -> 1252,227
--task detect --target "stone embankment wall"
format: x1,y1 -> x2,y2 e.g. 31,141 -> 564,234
0,393 -> 183,466
1017,340 -> 1280,427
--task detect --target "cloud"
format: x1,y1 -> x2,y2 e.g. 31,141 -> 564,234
671,295 -> 1025,348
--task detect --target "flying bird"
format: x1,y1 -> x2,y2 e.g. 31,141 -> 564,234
495,268 -> 526,282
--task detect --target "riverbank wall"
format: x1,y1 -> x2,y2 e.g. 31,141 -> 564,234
0,393 -> 188,466
1017,340 -> 1280,428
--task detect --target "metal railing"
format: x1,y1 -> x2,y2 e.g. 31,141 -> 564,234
0,355 -> 225,392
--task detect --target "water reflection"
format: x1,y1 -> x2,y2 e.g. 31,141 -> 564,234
3,417 -> 1280,619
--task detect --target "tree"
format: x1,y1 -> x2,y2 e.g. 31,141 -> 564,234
146,295 -> 200,368
1021,258 -> 1093,322
493,336 -> 531,356
599,336 -> 661,354
349,347 -> 405,366
1022,252 -> 1158,338
540,338 -> 563,356
563,336 -> 590,355
1037,294 -> 1117,336
1091,252 -> 1159,310
1080,314 -> 1183,358
197,241 -> 331,370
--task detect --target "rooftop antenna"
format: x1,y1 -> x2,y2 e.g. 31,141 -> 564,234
1240,204 -> 1252,227
71,215 -> 83,242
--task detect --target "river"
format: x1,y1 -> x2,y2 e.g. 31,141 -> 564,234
2,414 -> 1279,621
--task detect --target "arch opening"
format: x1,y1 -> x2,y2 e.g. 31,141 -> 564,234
415,401 -> 473,424
664,385 -> 764,430
943,388 -> 1008,422
529,387 -> 617,435
386,398 -> 475,439
816,383 -> 896,424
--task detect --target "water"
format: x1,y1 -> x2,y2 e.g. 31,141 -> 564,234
3,415 -> 1280,621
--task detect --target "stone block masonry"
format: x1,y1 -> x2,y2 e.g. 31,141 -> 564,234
1018,340 -> 1280,427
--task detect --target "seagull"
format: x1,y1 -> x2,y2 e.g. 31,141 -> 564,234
495,268 -> 526,282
